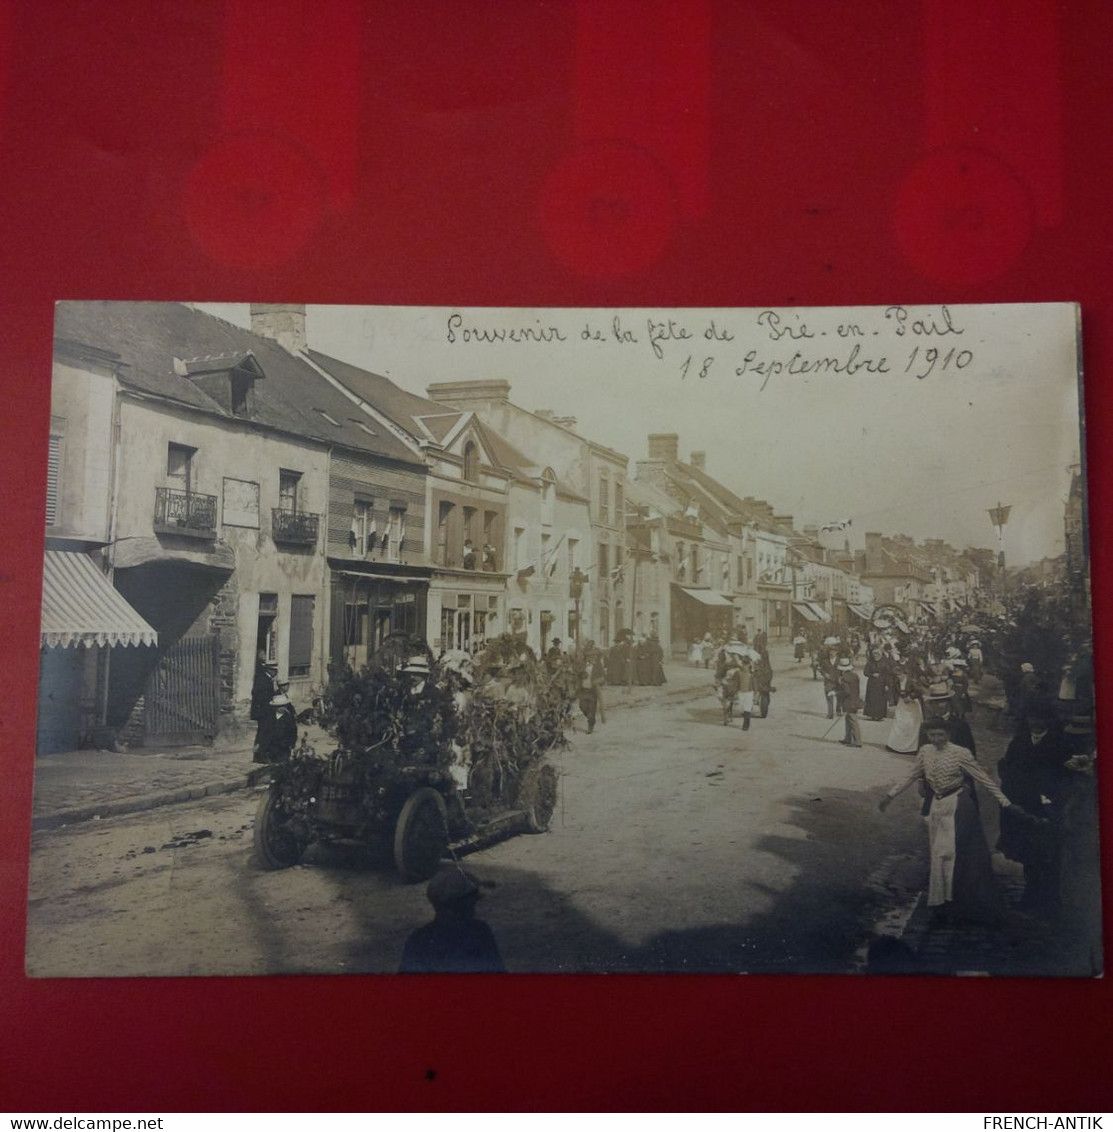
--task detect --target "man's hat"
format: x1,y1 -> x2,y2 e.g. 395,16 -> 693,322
925,680 -> 953,701
837,658 -> 853,670
269,693 -> 291,706
400,656 -> 431,675
426,868 -> 481,909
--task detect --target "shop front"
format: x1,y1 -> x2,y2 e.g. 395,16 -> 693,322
427,568 -> 508,655
331,566 -> 430,669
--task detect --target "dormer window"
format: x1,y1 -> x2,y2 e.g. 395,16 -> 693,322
231,371 -> 252,417
175,351 -> 264,418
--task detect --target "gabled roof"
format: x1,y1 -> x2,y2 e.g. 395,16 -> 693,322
472,419 -> 588,502
54,303 -> 423,467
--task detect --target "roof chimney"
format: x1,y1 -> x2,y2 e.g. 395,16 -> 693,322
648,433 -> 679,462
250,304 -> 306,353
690,451 -> 706,471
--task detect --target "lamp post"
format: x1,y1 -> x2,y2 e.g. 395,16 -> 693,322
988,501 -> 1012,603
569,567 -> 586,648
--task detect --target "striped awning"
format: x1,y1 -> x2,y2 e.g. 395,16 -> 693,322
793,601 -> 820,622
41,551 -> 158,649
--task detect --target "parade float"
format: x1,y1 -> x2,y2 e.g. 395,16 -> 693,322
253,634 -> 568,880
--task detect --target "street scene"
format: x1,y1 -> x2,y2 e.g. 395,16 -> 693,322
28,301 -> 1099,976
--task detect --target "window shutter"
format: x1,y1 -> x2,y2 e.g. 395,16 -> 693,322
45,434 -> 62,526
289,595 -> 315,673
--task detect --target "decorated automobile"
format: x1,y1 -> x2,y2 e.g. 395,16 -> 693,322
253,634 -> 568,881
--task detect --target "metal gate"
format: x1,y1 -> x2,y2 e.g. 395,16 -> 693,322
144,635 -> 220,746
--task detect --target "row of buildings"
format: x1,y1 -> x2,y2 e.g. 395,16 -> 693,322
39,302 -> 988,753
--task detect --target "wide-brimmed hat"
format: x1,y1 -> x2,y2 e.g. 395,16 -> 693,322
925,680 -> 953,700
837,658 -> 853,670
400,656 -> 431,675
269,693 -> 291,706
426,868 -> 481,909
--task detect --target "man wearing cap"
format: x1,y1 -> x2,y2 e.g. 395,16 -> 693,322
837,658 -> 862,747
398,868 -> 506,974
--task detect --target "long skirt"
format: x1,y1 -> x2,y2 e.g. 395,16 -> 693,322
886,698 -> 923,753
864,675 -> 889,720
925,784 -> 1005,922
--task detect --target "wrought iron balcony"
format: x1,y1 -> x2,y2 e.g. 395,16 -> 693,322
154,487 -> 218,539
272,508 -> 320,547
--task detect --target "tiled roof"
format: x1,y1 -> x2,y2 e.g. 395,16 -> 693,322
306,348 -> 464,443
54,303 -> 423,466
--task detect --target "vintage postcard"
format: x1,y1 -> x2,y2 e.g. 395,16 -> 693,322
27,301 -> 1099,976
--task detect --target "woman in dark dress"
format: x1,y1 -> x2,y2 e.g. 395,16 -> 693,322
863,647 -> 890,721
997,710 -> 1071,914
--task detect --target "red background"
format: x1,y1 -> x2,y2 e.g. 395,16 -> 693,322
1,0 -> 1110,1112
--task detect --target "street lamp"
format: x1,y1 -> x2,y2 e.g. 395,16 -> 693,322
987,501 -> 1012,601
569,567 -> 587,647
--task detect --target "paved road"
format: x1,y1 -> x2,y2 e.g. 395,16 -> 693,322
28,644 -> 947,976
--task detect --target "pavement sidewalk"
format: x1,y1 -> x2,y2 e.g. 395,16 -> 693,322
29,661 -> 718,831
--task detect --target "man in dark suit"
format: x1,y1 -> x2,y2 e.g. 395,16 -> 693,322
837,658 -> 862,747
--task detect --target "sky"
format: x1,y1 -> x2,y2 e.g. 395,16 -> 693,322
198,302 -> 1084,566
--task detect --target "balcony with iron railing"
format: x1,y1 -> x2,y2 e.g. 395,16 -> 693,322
272,508 -> 320,547
154,487 -> 218,539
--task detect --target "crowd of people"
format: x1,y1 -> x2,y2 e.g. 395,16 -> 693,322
793,611 -> 1100,938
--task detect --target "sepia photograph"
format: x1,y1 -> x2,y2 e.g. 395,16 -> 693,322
27,300 -> 1099,977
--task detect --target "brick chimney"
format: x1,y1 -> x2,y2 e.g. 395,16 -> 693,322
648,433 -> 679,462
690,450 -> 706,471
865,531 -> 884,573
250,304 -> 307,353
